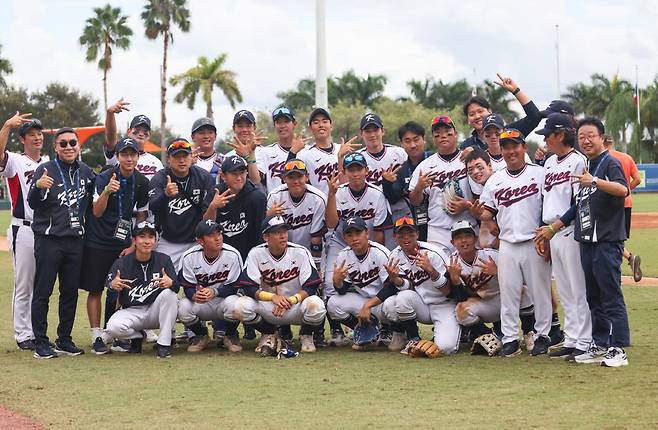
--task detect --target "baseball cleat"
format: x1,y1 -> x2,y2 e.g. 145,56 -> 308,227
110,339 -> 131,353
17,339 -> 36,351
564,348 -> 587,362
33,343 -> 57,359
530,335 -> 551,356
600,347 -> 629,367
128,338 -> 143,354
329,329 -> 347,347
387,331 -> 407,352
212,329 -> 225,342
500,340 -> 522,357
377,327 -> 393,346
243,326 -> 257,340
548,346 -> 574,359
313,331 -> 328,348
91,337 -> 109,355
155,343 -> 171,359
187,335 -> 210,353
300,335 -> 316,353
574,344 -> 607,364
256,334 -> 278,356
629,254 -> 642,282
223,334 -> 243,353
548,327 -> 565,348
54,340 -> 84,357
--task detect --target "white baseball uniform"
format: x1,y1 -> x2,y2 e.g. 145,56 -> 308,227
296,142 -> 342,195
480,163 -> 552,343
256,142 -> 292,194
451,248 -> 501,325
1,151 -> 49,343
105,150 -> 163,180
542,151 -> 592,350
468,152 -> 532,196
195,152 -> 224,181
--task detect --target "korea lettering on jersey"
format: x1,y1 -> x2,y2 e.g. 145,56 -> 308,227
542,151 -> 587,225
180,243 -> 243,288
106,151 -> 163,180
296,143 -> 342,195
266,184 -> 327,251
337,241 -> 390,298
359,145 -> 407,187
0,152 -> 49,221
468,152 -> 532,196
390,242 -> 449,305
480,164 -> 545,243
452,248 -> 500,300
256,143 -> 291,193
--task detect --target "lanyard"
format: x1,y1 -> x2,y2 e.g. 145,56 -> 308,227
589,151 -> 609,178
116,170 -> 135,220
54,159 -> 81,209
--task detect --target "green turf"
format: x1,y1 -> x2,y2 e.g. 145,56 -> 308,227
0,252 -> 657,429
632,192 -> 658,213
624,228 -> 658,277
0,210 -> 9,231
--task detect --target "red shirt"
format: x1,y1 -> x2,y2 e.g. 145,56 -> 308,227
609,149 -> 638,208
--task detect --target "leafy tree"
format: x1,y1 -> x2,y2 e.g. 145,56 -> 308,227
170,54 -> 242,121
405,77 -> 472,111
79,4 -> 133,111
0,43 -> 12,88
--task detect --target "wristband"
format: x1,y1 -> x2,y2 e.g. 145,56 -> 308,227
310,242 -> 322,253
512,87 -> 521,95
547,224 -> 556,235
104,185 -> 112,194
288,293 -> 302,305
256,290 -> 275,301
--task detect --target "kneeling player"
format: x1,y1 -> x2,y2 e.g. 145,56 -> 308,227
103,222 -> 179,358
232,216 -> 326,354
177,220 -> 244,353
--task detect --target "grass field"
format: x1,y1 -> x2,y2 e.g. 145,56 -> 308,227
1,252 -> 658,429
632,192 -> 658,213
623,228 -> 658,277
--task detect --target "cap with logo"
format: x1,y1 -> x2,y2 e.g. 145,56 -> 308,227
233,110 -> 256,125
272,106 -> 295,122
539,100 -> 575,118
535,113 -> 574,136
18,119 -> 43,137
195,219 -> 223,239
450,220 -> 476,237
191,117 -> 216,134
360,113 -> 384,130
115,137 -> 140,153
284,159 -> 307,176
309,107 -> 332,125
499,128 -> 526,146
261,215 -> 291,234
167,137 -> 192,155
482,113 -> 505,131
343,216 -> 368,233
431,115 -> 455,131
221,155 -> 248,172
343,152 -> 367,168
130,115 -> 151,130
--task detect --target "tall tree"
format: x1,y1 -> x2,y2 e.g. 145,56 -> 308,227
141,0 -> 191,159
332,69 -> 387,107
0,43 -> 13,89
79,4 -> 133,112
406,78 -> 472,111
169,54 -> 242,121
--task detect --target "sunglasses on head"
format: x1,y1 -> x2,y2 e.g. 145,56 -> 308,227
344,152 -> 366,163
273,107 -> 292,116
395,216 -> 416,228
57,139 -> 78,148
168,140 -> 191,151
284,159 -> 306,171
431,115 -> 453,126
499,129 -> 523,140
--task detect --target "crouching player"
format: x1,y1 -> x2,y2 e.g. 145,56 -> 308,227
177,220 -> 244,353
232,216 -> 326,354
103,222 -> 179,358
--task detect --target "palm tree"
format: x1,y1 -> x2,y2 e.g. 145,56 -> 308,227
170,54 -> 243,121
141,0 -> 191,159
79,5 -> 133,111
477,80 -> 515,122
333,70 -> 387,107
0,43 -> 13,89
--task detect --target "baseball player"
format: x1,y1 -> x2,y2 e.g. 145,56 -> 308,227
409,115 -> 476,254
82,137 -> 150,354
28,127 -> 96,359
475,128 -> 553,357
103,222 -> 179,358
224,110 -> 265,186
480,113 -> 534,173
533,113 -> 592,359
103,99 -> 163,180
534,100 -> 579,164
231,216 -> 326,354
326,217 -> 400,351
0,113 -> 48,350
190,117 -> 223,180
149,138 -> 215,270
177,220 -> 244,353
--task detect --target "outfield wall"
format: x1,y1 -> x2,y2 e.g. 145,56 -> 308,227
637,164 -> 658,192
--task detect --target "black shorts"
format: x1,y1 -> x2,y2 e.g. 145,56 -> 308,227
79,246 -> 122,293
624,208 -> 632,239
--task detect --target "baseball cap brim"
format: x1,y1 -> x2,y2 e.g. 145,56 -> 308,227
535,127 -> 554,136
343,159 -> 367,168
262,223 -> 291,235
500,137 -> 525,145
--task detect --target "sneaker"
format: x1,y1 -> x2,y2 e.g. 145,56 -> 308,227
91,337 -> 109,355
223,334 -> 243,353
329,329 -> 346,347
531,335 -> 551,356
300,335 -> 316,353
548,326 -> 565,348
128,338 -> 143,354
377,328 -> 393,346
111,339 -> 131,353
313,331 -> 328,348
574,344 -> 607,364
155,343 -> 171,359
500,340 -> 521,357
243,326 -> 257,340
400,338 -> 420,355
187,335 -> 210,353
548,346 -> 575,359
523,331 -> 535,351
565,348 -> 587,362
387,332 -> 407,352
600,347 -> 629,367
629,254 -> 642,282
144,329 -> 159,343
33,342 -> 57,359
54,340 -> 84,356
17,339 -> 36,351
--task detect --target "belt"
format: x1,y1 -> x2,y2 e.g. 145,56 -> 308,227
11,218 -> 31,227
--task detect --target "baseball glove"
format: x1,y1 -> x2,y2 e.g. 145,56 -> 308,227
470,333 -> 502,357
259,334 -> 279,357
353,318 -> 379,346
442,178 -> 464,215
409,339 -> 442,358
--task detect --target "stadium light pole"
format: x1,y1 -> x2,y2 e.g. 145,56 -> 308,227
555,24 -> 561,96
315,0 -> 328,108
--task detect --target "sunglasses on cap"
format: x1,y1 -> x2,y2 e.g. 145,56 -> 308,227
273,107 -> 292,116
343,152 -> 366,164
57,139 -> 78,148
284,159 -> 306,171
168,140 -> 192,151
394,217 -> 416,228
499,129 -> 523,140
431,115 -> 453,126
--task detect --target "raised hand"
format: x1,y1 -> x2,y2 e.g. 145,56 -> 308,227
444,254 -> 462,285
571,169 -> 594,187
106,173 -> 120,194
111,270 -> 132,292
333,260 -> 349,287
227,135 -> 251,158
382,165 -> 401,183
474,255 -> 498,276
165,175 -> 179,198
493,73 -> 519,93
266,200 -> 288,217
107,98 -> 130,114
412,251 -> 434,275
158,269 -> 173,289
36,168 -> 53,190
327,172 -> 341,195
4,111 -> 32,129
337,136 -> 361,158
291,129 -> 312,154
210,188 -> 235,210
384,258 -> 403,286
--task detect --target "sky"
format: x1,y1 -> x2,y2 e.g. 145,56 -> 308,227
2,0 -> 658,137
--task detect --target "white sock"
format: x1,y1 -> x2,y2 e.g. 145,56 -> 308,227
91,327 -> 102,343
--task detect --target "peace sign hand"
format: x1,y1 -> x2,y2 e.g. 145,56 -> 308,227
493,73 -> 519,93
411,251 -> 434,274
444,255 -> 462,286
332,261 -> 349,287
107,98 -> 130,114
291,129 -> 312,154
382,165 -> 401,183
571,169 -> 594,187
383,258 -> 402,284
474,255 -> 497,277
266,200 -> 288,217
327,172 -> 341,195
338,136 -> 361,158
210,188 -> 235,210
4,111 -> 32,129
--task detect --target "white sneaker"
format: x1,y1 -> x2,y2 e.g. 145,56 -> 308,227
523,331 -> 535,351
575,344 -> 608,364
144,329 -> 159,343
600,347 -> 629,367
300,335 -> 316,353
387,332 -> 407,351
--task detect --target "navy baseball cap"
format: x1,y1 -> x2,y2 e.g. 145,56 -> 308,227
360,113 -> 384,130
262,215 -> 291,234
166,138 -> 192,155
499,128 -> 526,146
233,110 -> 256,125
133,221 -> 157,237
18,119 -> 43,137
450,220 -> 476,237
343,152 -> 367,169
130,115 -> 151,130
343,216 -> 368,234
221,155 -> 248,172
272,106 -> 295,122
191,117 -> 216,134
535,113 -> 574,136
309,107 -> 332,125
115,137 -> 140,153
539,100 -> 575,118
482,113 -> 505,131
195,219 -> 223,239
283,159 -> 307,176
393,216 -> 418,233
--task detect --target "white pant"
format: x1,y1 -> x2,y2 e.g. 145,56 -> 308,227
8,223 -> 35,342
177,295 -> 241,325
323,240 -> 343,297
229,295 -> 326,327
326,292 -> 396,325
455,295 -> 501,326
106,289 -> 178,345
550,227 -> 593,350
393,290 -> 460,354
156,238 -> 195,272
498,240 -> 552,343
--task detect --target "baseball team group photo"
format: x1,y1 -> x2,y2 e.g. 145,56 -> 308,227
1,1 -> 658,429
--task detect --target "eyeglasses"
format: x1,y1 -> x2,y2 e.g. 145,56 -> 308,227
168,140 -> 191,151
499,129 -> 523,140
394,217 -> 416,228
284,159 -> 306,171
273,107 -> 292,117
57,139 -> 78,148
343,152 -> 366,165
431,115 -> 453,126
578,133 -> 600,142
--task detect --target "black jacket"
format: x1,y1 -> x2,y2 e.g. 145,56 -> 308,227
460,101 -> 541,150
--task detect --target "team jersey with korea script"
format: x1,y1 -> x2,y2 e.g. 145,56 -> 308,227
329,183 -> 393,249
541,150 -> 587,225
238,242 -> 322,298
195,152 -> 224,180
389,241 -> 450,305
409,151 -> 476,230
359,145 -> 409,219
469,152 -> 532,196
480,163 -> 545,243
296,142 -> 342,195
256,142 -> 294,193
335,241 -> 390,298
266,184 -> 327,251
179,242 -> 243,299
0,152 -> 49,221
451,248 -> 500,300
105,150 -> 163,180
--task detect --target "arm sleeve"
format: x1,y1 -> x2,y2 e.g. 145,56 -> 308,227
93,172 -> 109,203
606,158 -> 628,188
382,173 -> 405,205
105,258 -> 123,290
479,179 -> 497,214
202,185 -> 219,212
507,101 -> 541,137
0,152 -> 17,177
237,252 -> 261,293
558,204 -> 577,226
376,281 -> 399,301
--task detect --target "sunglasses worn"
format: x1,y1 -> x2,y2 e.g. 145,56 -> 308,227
285,159 -> 306,171
431,115 -> 453,126
395,217 -> 416,228
168,140 -> 191,150
57,139 -> 78,148
499,129 -> 523,140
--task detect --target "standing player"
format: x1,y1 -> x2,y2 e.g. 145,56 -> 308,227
190,117 -> 223,180
225,109 -> 264,185
0,113 -> 48,350
103,222 -> 179,358
475,129 -> 553,357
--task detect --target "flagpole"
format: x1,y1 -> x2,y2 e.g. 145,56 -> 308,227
315,0 -> 328,109
555,25 -> 561,96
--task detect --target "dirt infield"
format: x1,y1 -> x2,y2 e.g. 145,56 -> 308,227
0,406 -> 43,429
632,212 -> 658,229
